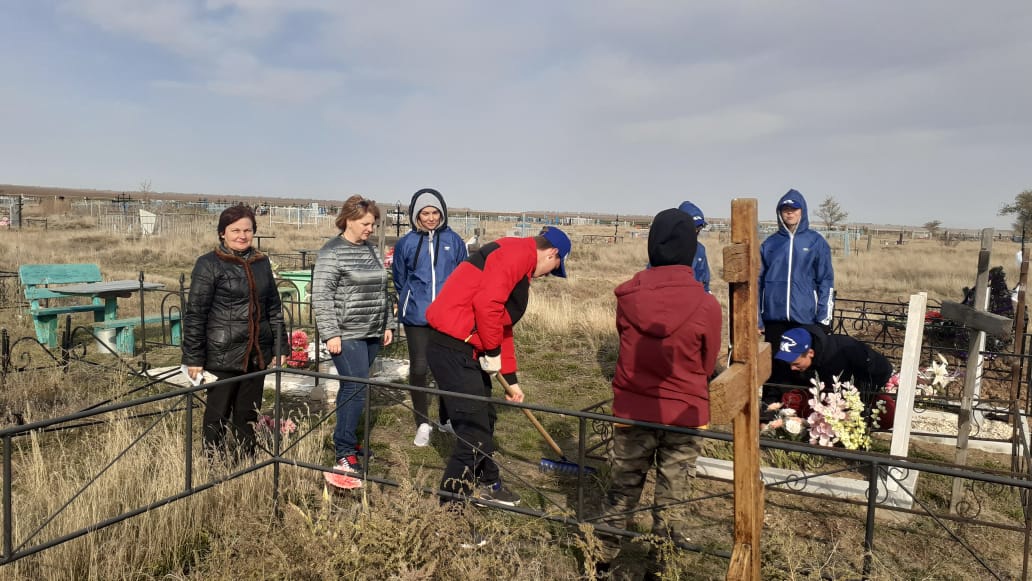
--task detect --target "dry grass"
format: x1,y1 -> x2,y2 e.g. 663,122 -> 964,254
0,210 -> 1026,579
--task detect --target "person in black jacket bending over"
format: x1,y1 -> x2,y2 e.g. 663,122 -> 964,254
774,326 -> 894,398
182,205 -> 288,460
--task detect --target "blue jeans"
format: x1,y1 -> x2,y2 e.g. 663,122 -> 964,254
331,338 -> 381,460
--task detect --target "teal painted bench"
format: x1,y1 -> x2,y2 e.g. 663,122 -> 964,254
92,313 -> 182,356
19,263 -> 106,347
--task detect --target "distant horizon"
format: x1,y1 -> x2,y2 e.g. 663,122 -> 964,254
0,182 -> 1015,234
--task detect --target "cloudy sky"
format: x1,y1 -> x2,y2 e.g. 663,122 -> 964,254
1,2 -> 1029,228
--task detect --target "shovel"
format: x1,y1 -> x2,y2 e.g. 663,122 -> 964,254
493,373 -> 596,475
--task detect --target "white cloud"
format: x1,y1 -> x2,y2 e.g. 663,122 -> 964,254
205,66 -> 345,103
3,1 -> 1027,227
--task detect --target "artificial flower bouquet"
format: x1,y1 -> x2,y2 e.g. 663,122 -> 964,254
255,414 -> 298,436
883,353 -> 958,396
762,377 -> 872,450
806,377 -> 870,450
760,403 -> 808,442
286,329 -> 312,369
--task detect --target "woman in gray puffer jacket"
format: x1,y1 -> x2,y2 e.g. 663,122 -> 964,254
313,195 -> 396,485
182,205 -> 288,459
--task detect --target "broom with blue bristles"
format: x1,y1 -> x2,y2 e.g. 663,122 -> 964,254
494,373 -> 596,475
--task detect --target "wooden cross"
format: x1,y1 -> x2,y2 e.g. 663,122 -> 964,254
943,228 -> 1013,513
708,198 -> 771,581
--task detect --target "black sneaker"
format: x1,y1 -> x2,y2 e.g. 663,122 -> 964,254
478,481 -> 520,507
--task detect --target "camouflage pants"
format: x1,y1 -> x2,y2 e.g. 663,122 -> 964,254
598,424 -> 702,561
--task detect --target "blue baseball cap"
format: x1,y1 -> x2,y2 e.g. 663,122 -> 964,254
774,328 -> 812,363
779,199 -> 802,210
540,226 -> 571,277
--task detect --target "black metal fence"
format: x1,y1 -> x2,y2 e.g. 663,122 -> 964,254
1,290 -> 1031,577
0,361 -> 1029,578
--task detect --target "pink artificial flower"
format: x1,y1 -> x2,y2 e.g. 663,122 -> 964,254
884,373 -> 899,393
290,329 -> 309,350
256,415 -> 298,435
279,418 -> 298,435
286,349 -> 309,369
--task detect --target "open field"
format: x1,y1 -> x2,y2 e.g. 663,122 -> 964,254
0,202 -> 1028,580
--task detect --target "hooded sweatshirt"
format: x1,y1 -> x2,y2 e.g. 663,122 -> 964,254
759,189 -> 835,327
676,200 -> 711,292
392,188 -> 468,327
611,209 -> 723,427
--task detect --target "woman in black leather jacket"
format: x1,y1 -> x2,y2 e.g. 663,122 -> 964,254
182,205 -> 288,459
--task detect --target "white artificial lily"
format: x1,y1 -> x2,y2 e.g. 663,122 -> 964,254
925,353 -> 956,390
930,353 -> 956,389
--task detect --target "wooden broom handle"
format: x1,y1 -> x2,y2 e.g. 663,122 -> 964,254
493,372 -> 565,458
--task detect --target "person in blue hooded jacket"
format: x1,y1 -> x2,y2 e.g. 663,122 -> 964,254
392,188 -> 468,446
759,189 -> 835,350
677,200 -> 711,292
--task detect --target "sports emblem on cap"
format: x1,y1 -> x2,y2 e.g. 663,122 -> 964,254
780,336 -> 797,352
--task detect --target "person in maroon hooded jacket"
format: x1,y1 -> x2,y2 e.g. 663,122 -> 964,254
596,208 -> 722,576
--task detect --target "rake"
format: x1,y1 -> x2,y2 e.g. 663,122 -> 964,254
493,373 -> 596,475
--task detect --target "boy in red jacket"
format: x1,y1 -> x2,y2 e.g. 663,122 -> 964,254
426,226 -> 572,507
598,208 -> 722,575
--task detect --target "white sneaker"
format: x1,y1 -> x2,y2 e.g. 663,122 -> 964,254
439,420 -> 454,434
413,423 -> 432,447
459,531 -> 488,549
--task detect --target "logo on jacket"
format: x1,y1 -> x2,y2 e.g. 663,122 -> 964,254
802,247 -> 810,252
444,245 -> 452,251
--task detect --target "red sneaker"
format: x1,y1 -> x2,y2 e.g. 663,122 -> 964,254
324,470 -> 362,490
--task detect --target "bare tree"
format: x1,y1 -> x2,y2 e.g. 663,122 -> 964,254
923,220 -> 942,238
815,196 -> 848,230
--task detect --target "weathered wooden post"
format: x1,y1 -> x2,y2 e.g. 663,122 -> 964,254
1010,255 -> 1029,473
708,198 -> 771,581
946,228 -> 1014,513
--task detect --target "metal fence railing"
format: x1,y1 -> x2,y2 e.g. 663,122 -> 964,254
0,357 -> 1030,578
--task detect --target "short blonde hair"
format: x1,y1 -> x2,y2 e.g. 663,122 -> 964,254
335,195 -> 381,231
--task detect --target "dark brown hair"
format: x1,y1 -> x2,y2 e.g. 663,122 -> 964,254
335,195 -> 381,231
217,205 -> 257,239
535,228 -> 554,250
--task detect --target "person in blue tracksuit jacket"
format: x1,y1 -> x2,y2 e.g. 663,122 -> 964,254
677,201 -> 711,292
759,189 -> 835,386
391,188 -> 468,446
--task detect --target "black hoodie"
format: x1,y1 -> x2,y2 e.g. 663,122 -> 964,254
801,325 -> 894,395
648,208 -> 698,267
